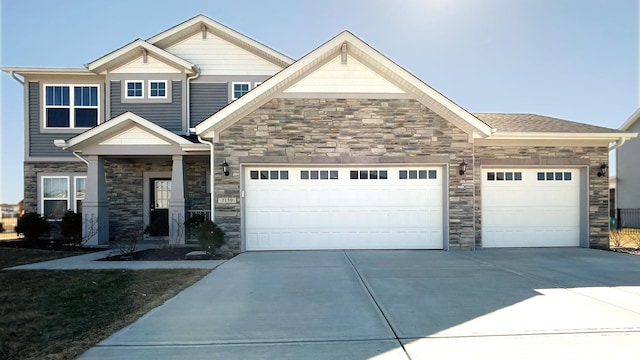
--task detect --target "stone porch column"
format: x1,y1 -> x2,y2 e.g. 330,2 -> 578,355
83,155 -> 109,245
169,155 -> 186,244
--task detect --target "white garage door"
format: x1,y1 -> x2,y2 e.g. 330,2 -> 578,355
482,168 -> 581,247
244,166 -> 443,250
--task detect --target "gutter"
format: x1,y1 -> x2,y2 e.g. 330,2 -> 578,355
185,65 -> 201,135
609,137 -> 627,152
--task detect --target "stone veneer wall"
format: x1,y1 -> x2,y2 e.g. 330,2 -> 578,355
215,98 -> 475,252
25,157 -> 211,242
474,145 -> 610,249
23,161 -> 88,213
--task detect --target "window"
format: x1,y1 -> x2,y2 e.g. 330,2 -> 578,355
250,170 -> 288,180
42,177 -> 69,220
45,85 -> 99,128
351,170 -> 388,180
399,169 -> 437,180
537,171 -> 572,181
302,170 -> 338,180
75,177 -> 86,213
40,175 -> 87,219
232,82 -> 250,100
149,81 -> 167,98
125,81 -> 143,98
486,171 -> 522,181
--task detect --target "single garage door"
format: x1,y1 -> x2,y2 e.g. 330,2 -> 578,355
244,166 -> 443,250
482,168 -> 581,247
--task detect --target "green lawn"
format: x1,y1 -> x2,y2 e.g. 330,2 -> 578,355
0,248 -> 211,360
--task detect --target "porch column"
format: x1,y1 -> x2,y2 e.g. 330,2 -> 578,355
169,155 -> 186,244
83,155 -> 109,245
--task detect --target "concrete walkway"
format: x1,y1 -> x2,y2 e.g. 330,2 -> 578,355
6,250 -> 225,270
77,248 -> 640,359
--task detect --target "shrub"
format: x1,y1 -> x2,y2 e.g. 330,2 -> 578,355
185,213 -> 207,240
0,222 -> 4,233
15,213 -> 51,242
195,221 -> 225,255
60,210 -> 82,247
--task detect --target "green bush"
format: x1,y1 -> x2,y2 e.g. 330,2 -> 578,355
60,210 -> 82,247
15,213 -> 51,242
195,221 -> 225,255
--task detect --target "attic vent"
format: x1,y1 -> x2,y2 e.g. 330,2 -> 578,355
142,49 -> 148,64
341,43 -> 348,64
201,24 -> 207,39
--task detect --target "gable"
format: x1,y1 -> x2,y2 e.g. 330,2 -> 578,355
99,125 -> 171,145
165,30 -> 284,76
283,53 -> 405,94
110,54 -> 183,74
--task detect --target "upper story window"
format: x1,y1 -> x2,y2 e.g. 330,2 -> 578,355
149,81 -> 167,98
45,85 -> 99,128
126,81 -> 144,98
232,82 -> 250,100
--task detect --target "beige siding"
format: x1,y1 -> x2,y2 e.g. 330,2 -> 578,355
111,54 -> 182,74
166,31 -> 283,76
99,125 -> 171,145
284,54 -> 406,94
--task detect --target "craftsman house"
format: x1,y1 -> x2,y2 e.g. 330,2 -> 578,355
3,15 -> 636,252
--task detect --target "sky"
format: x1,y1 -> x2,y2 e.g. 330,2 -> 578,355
0,0 -> 638,204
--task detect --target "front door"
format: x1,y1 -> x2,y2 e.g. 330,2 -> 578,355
149,178 -> 171,237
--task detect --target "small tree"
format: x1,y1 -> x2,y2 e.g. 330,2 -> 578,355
195,221 -> 225,255
15,212 -> 51,242
60,210 -> 82,249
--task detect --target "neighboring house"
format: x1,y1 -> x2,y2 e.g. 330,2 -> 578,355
0,203 -> 20,218
2,15 -> 637,252
616,108 -> 640,227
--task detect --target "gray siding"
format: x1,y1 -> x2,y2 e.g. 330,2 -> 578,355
190,82 -> 227,128
110,80 -> 183,132
28,82 -> 74,158
617,121 -> 640,208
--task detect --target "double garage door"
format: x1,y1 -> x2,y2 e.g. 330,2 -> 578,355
244,166 -> 444,250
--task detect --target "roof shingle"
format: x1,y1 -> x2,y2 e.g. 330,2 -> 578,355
473,113 -> 621,134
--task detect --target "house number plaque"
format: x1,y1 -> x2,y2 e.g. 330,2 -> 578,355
218,197 -> 237,204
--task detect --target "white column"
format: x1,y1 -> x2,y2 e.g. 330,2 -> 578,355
169,155 -> 186,244
83,155 -> 109,245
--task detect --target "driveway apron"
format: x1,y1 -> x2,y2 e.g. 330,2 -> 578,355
80,248 -> 640,360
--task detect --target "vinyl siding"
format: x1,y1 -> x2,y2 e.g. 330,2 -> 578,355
189,83 -> 227,127
110,80 -> 183,132
28,82 -> 75,158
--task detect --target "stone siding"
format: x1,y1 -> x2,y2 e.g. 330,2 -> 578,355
474,145 -> 610,249
216,98 -> 475,252
24,161 -> 88,213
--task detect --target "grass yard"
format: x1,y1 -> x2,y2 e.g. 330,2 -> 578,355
0,265 -> 210,359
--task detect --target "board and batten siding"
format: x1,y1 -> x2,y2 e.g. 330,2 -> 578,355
189,83 -> 227,128
166,30 -> 283,76
110,80 -> 183,132
28,82 -> 75,158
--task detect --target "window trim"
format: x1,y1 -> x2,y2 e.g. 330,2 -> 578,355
39,174 -> 87,220
41,176 -> 70,220
43,84 -> 100,129
125,80 -> 144,99
148,80 -> 168,99
232,82 -> 251,100
74,176 -> 86,213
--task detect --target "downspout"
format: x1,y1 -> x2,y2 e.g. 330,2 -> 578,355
72,151 -> 89,165
196,134 -> 215,221
185,66 -> 201,135
609,137 -> 627,152
9,71 -> 24,85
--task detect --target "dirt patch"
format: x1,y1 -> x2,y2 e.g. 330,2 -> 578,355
100,247 -> 232,261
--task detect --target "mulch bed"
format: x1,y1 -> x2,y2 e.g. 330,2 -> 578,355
611,248 -> 640,256
100,247 -> 231,261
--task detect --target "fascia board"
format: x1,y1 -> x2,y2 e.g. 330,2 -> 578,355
488,132 -> 638,141
620,108 -> 640,131
147,15 -> 294,66
86,40 -> 196,73
2,67 -> 95,76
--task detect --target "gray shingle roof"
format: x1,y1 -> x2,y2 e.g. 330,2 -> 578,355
473,113 -> 621,134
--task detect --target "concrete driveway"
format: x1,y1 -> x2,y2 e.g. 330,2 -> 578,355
80,248 -> 640,359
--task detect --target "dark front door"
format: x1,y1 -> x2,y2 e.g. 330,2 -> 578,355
149,178 -> 171,236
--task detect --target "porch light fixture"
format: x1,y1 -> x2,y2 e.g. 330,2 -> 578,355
221,161 -> 230,176
459,160 -> 468,176
597,163 -> 608,177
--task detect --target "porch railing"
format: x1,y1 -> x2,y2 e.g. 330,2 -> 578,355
186,210 -> 212,241
615,208 -> 640,232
